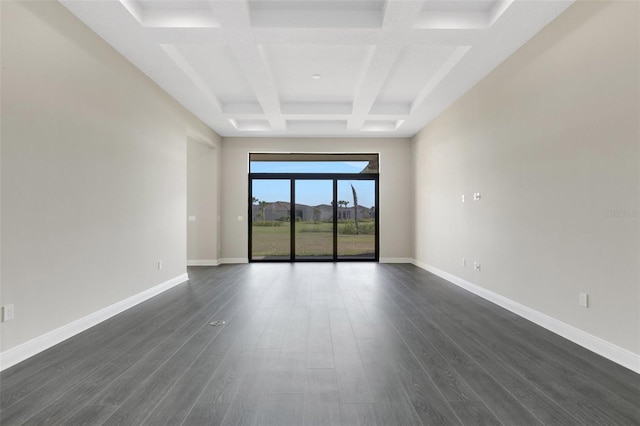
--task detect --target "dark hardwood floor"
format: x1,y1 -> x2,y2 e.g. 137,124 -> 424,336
1,263 -> 638,425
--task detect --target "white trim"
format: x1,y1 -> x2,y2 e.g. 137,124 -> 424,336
411,260 -> 640,374
380,257 -> 413,264
0,273 -> 189,372
187,259 -> 219,266
186,127 -> 217,149
220,258 -> 249,264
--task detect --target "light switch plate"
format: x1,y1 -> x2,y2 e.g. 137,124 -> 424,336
2,305 -> 14,322
579,292 -> 589,307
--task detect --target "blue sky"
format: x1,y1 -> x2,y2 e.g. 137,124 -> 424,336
251,161 -> 375,208
250,161 -> 369,174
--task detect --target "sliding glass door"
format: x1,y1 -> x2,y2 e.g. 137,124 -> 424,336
337,179 -> 376,260
249,175 -> 378,262
249,153 -> 379,262
295,180 -> 334,260
250,179 -> 291,260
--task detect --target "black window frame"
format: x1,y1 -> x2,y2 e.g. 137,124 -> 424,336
248,172 -> 380,262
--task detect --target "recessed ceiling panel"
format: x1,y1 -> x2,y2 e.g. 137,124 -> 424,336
415,0 -> 511,29
121,0 -> 219,28
249,0 -> 383,28
281,102 -> 353,115
263,44 -> 372,104
369,102 -> 411,115
175,44 -> 260,109
362,120 -> 402,132
287,120 -> 347,132
373,45 -> 462,110
230,119 -> 271,131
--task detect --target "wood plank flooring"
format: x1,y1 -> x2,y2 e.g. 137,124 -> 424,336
1,263 -> 638,425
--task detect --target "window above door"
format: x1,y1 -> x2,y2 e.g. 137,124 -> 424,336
249,153 -> 379,174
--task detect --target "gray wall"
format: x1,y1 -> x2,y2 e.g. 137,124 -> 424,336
220,137 -> 413,262
187,137 -> 221,264
0,1 -> 218,352
412,1 -> 639,355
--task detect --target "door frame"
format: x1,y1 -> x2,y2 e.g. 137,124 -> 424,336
248,173 -> 379,262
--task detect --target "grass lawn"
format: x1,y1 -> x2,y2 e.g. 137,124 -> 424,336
252,220 -> 375,258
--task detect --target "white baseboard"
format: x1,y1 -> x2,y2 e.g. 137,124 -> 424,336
411,260 -> 640,374
380,257 -> 413,264
187,259 -> 219,266
220,258 -> 249,264
0,273 -> 189,372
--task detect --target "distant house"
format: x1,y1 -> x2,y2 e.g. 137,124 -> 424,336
336,206 -> 372,220
252,202 -> 373,222
252,201 -> 290,221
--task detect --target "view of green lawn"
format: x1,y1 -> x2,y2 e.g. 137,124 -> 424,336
251,220 -> 375,258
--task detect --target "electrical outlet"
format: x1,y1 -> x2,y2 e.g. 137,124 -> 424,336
461,195 -> 465,203
158,260 -> 162,270
579,292 -> 589,308
2,304 -> 14,322
474,262 -> 481,271
473,192 -> 481,201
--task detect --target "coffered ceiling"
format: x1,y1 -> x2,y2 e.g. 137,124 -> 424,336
60,0 -> 573,137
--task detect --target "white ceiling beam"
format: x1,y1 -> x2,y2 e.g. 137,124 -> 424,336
348,43 -> 401,131
410,45 -> 471,112
348,0 -> 424,131
231,43 -> 286,132
159,44 -> 223,113
208,0 -> 285,131
382,0 -> 425,29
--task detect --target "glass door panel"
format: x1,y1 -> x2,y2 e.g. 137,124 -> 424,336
251,179 -> 291,260
295,180 -> 333,260
337,180 -> 376,259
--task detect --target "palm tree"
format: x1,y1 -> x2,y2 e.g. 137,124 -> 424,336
252,197 -> 259,221
258,200 -> 268,221
350,184 -> 359,234
339,200 -> 349,220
